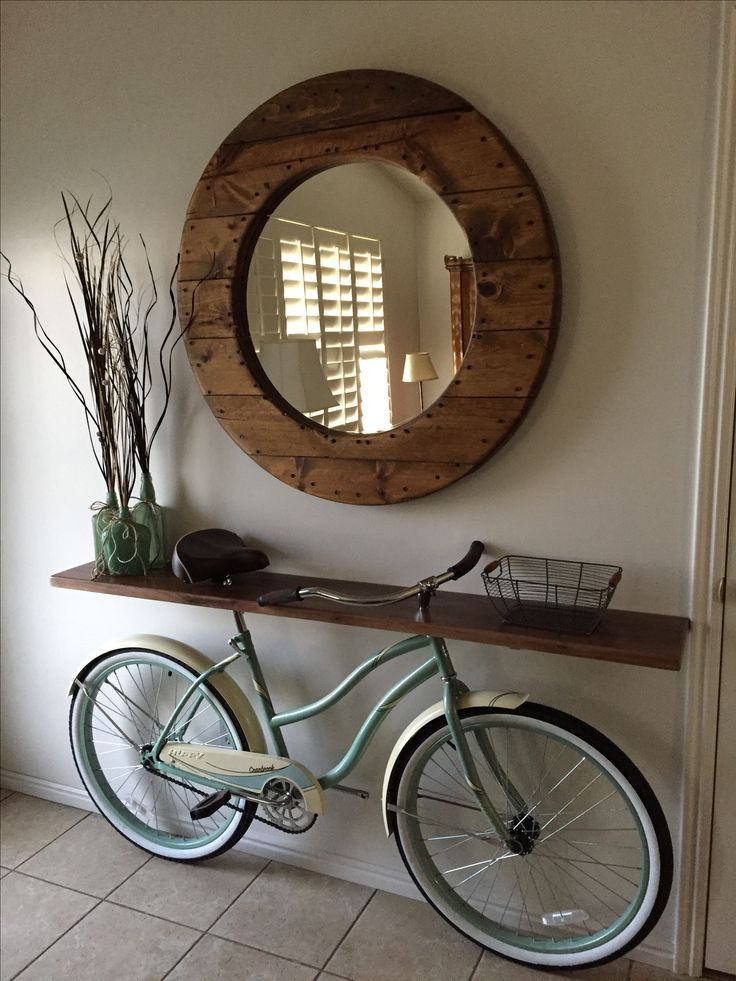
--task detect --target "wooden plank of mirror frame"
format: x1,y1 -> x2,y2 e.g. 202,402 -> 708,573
177,69 -> 561,504
178,280 -> 235,338
179,215 -> 257,281
252,457 -> 477,504
213,396 -> 529,464
445,187 -> 552,262
50,563 -> 688,672
186,112 -> 530,220
186,338 -> 263,396
223,70 -> 471,145
448,332 -> 553,398
180,187 -> 548,286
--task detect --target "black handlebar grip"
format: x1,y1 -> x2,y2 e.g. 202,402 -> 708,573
257,588 -> 304,607
447,541 -> 485,580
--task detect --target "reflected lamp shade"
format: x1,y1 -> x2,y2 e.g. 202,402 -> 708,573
402,351 -> 438,383
258,338 -> 338,413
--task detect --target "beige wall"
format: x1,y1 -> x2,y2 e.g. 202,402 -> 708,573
0,0 -> 718,967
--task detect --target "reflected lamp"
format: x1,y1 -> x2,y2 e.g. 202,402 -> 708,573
402,351 -> 438,411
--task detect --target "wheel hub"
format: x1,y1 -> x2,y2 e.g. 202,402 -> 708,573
508,812 -> 541,855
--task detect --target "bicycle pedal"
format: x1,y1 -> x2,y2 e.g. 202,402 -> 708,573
190,790 -> 231,821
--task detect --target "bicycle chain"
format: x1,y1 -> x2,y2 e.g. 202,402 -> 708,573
147,766 -> 316,835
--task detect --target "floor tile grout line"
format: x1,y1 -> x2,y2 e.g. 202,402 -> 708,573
6,895 -> 103,981
6,867 -> 113,903
101,852 -> 154,901
158,927 -> 206,981
198,928 -> 345,975
3,847 -> 330,981
468,946 -> 485,981
6,805 -> 90,871
2,798 -> 672,981
103,854 -> 271,934
9,853 -> 326,978
201,856 -> 273,931
7,825 -> 155,904
8,900 -> 204,981
321,887 -> 377,975
102,896 -> 208,934
104,894 -> 209,932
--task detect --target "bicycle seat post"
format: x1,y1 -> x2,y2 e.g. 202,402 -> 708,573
228,610 -> 251,658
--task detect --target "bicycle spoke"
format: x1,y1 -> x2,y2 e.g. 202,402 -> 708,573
539,789 -> 617,843
72,650 -> 251,859
393,707 -> 666,965
104,679 -> 163,732
417,790 -> 483,812
539,851 -> 627,917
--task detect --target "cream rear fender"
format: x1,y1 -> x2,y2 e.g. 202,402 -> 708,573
67,633 -> 267,755
381,690 -> 529,836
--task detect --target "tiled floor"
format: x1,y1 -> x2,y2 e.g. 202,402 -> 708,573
0,790 -> 704,981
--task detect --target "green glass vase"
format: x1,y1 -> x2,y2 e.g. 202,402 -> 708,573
101,506 -> 151,576
92,491 -> 118,575
131,472 -> 166,568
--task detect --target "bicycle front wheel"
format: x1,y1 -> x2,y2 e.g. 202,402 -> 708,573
70,647 -> 256,861
389,703 -> 672,969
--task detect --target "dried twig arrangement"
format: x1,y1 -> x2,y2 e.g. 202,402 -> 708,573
2,194 -> 207,497
107,242 -> 189,480
2,194 -> 122,494
2,192 -> 211,573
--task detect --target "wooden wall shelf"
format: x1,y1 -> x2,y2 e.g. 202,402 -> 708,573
51,564 -> 688,672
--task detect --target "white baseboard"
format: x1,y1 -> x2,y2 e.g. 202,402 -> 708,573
0,767 -> 418,899
0,768 -> 674,971
1,770 -> 92,811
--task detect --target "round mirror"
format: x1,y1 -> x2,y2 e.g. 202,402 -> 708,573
178,69 -> 561,505
245,162 -> 472,433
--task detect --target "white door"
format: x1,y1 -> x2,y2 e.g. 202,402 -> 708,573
704,407 -> 736,975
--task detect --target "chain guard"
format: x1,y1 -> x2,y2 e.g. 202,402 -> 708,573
148,765 -> 317,835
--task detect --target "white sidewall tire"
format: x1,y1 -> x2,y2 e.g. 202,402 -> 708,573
70,648 -> 253,861
392,705 -> 670,969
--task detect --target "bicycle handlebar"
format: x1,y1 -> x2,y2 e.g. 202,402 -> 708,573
256,587 -> 304,606
447,540 -> 485,581
257,541 -> 485,608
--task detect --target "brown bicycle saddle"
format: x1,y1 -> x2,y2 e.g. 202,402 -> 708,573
172,529 -> 269,584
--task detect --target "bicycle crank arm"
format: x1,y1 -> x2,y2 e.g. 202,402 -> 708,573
152,744 -> 325,815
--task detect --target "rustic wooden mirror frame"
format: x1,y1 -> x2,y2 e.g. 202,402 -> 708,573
178,70 -> 561,505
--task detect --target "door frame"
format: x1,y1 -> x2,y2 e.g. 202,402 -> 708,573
677,1 -> 736,974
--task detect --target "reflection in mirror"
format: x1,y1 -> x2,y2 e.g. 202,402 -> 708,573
245,162 -> 472,433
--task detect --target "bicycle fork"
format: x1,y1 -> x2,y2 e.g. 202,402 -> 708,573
432,639 -> 528,853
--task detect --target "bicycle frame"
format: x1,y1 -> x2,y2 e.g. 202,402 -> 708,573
148,611 -> 523,847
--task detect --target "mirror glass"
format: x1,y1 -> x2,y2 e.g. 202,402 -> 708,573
245,162 -> 472,433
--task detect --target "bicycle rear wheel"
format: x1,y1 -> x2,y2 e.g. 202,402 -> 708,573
388,703 -> 672,969
69,647 -> 256,860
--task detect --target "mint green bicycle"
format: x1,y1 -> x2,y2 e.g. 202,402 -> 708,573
68,532 -> 672,970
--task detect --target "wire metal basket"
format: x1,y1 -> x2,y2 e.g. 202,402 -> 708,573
482,556 -> 622,634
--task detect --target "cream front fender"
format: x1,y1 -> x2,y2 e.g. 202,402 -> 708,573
68,634 -> 267,754
381,690 -> 528,836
